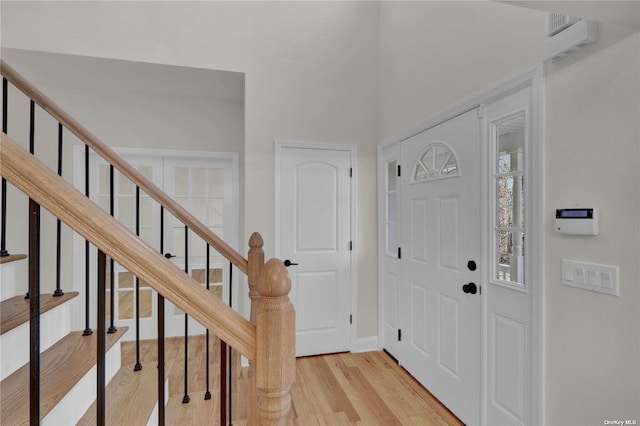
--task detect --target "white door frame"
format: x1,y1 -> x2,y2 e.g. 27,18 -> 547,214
274,140 -> 358,353
377,67 -> 545,425
377,143 -> 402,360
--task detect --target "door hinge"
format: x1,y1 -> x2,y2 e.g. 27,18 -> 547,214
349,240 -> 353,251
398,247 -> 402,259
349,167 -> 353,177
398,329 -> 402,341
397,164 -> 401,177
350,314 -> 353,324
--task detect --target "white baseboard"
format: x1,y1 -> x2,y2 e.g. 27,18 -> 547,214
352,336 -> 379,353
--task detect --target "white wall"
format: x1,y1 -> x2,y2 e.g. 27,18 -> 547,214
544,32 -> 640,424
0,1 -> 381,337
0,48 -> 245,299
378,1 -> 546,140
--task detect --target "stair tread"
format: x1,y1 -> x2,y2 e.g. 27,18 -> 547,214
76,346 -> 162,426
1,291 -> 79,335
0,253 -> 27,265
0,327 -> 128,424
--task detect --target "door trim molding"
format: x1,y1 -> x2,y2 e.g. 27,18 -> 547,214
377,66 -> 545,426
274,140 -> 358,353
376,143 -> 401,358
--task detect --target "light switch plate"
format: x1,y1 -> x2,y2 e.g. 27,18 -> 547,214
561,259 -> 619,296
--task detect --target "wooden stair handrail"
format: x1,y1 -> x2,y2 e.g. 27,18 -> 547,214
0,60 -> 248,275
0,132 -> 256,361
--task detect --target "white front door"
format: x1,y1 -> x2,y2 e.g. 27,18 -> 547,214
400,109 -> 481,425
279,146 -> 352,357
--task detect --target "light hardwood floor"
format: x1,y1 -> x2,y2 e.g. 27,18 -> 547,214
110,337 -> 463,425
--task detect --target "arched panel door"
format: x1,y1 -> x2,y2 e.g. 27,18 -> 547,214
280,146 -> 352,356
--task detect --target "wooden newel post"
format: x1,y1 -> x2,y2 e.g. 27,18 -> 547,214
247,232 -> 264,424
248,232 -> 264,326
256,258 -> 295,425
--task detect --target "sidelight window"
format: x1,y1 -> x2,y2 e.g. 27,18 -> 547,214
385,160 -> 398,256
494,113 -> 525,285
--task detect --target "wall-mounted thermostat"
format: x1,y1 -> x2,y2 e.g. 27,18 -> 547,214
555,208 -> 599,235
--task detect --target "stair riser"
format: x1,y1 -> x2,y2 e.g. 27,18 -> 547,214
0,263 -> 17,302
146,380 -> 170,426
43,340 -> 121,425
0,300 -> 72,380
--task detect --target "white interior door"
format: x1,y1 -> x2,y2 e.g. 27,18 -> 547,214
163,156 -> 236,337
87,151 -> 238,340
279,146 -> 352,357
91,154 -> 163,341
400,108 -> 481,425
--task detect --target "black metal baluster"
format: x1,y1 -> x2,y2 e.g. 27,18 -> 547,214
228,261 -> 233,426
107,165 -> 117,334
158,206 -> 166,426
82,145 -> 93,336
83,145 -> 92,336
24,100 -> 36,300
220,339 -> 227,425
97,250 -> 107,426
29,100 -> 34,154
134,185 -> 142,371
53,123 -> 64,297
182,225 -> 190,404
28,199 -> 41,425
0,175 -> 8,256
204,244 -> 211,401
1,77 -> 9,257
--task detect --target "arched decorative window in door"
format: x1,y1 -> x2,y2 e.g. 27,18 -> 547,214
412,142 -> 460,182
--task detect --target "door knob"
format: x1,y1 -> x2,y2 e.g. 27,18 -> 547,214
462,282 -> 478,294
283,259 -> 299,267
467,260 -> 477,271
164,253 -> 176,259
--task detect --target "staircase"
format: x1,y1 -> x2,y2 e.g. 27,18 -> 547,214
0,60 -> 295,425
0,254 -> 127,424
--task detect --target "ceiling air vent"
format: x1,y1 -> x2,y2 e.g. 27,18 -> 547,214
544,14 -> 598,62
547,13 -> 580,37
